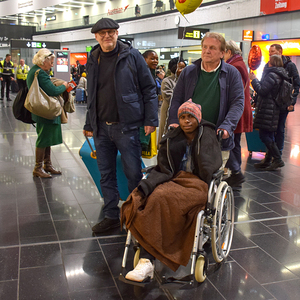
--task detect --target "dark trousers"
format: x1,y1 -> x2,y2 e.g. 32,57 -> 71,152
17,79 -> 27,91
259,129 -> 275,145
275,111 -> 288,154
93,122 -> 143,219
225,133 -> 242,174
1,76 -> 11,99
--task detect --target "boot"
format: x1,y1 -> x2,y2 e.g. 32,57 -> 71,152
265,142 -> 285,171
254,150 -> 272,169
33,148 -> 52,178
43,146 -> 62,175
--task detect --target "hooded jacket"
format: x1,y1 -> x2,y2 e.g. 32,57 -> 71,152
138,120 -> 223,197
263,55 -> 300,107
168,58 -> 244,151
83,40 -> 158,135
252,66 -> 289,131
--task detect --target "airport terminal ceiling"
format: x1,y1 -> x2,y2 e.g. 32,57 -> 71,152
0,0 -> 228,25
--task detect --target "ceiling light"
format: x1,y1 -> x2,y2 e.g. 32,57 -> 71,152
70,1 -> 94,5
58,4 -> 82,8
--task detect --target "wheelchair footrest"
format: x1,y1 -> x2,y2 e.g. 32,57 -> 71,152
159,275 -> 195,290
118,273 -> 153,288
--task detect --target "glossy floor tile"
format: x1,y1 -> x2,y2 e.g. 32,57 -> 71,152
1,94 -> 300,299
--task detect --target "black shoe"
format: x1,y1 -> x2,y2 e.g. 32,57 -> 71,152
254,159 -> 272,169
0,97 -> 3,100
225,172 -> 245,187
264,159 -> 285,171
7,98 -> 12,101
92,218 -> 120,233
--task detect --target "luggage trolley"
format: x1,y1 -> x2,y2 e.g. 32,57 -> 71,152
119,168 -> 235,288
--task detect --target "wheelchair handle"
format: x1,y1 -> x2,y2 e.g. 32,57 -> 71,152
217,130 -> 224,142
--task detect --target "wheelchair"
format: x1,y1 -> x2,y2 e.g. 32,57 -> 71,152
118,167 -> 235,288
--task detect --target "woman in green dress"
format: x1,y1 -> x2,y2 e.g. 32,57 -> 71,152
27,49 -> 69,178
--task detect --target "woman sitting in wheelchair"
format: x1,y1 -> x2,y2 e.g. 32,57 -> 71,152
121,99 -> 222,282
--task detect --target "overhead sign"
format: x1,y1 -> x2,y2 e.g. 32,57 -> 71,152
0,24 -> 34,43
160,52 -> 180,60
46,15 -> 56,22
11,39 -> 61,49
178,27 -> 209,40
242,30 -> 254,41
260,0 -> 300,15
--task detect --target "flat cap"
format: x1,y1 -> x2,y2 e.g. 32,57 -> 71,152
91,18 -> 119,33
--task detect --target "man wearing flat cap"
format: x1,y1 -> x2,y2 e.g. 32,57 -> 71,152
83,18 -> 158,233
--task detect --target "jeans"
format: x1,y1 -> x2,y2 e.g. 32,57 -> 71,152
275,111 -> 288,154
225,133 -> 242,174
94,122 -> 142,219
259,129 -> 275,145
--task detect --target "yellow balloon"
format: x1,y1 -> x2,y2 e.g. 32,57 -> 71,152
175,0 -> 203,15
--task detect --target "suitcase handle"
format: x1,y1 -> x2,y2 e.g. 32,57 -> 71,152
85,136 -> 97,159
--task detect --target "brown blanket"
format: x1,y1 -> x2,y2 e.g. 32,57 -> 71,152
120,171 -> 208,271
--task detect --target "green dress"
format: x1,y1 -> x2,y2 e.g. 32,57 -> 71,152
26,65 -> 66,147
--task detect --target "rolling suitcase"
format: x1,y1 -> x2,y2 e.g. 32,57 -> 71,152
75,88 -> 86,103
245,129 -> 267,156
79,137 -> 145,200
246,109 -> 267,156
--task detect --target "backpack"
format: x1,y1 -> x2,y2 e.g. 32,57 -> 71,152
12,86 -> 35,124
275,79 -> 293,109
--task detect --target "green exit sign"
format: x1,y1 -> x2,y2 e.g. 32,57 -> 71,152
36,42 -> 42,48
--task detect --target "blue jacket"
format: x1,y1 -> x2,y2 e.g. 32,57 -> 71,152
168,58 -> 244,150
84,40 -> 158,135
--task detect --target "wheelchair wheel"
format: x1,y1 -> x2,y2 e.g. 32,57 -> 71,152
194,255 -> 207,283
133,247 -> 140,268
211,181 -> 234,263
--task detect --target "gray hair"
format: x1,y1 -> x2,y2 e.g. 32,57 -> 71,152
201,32 -> 226,52
32,48 -> 54,65
225,40 -> 242,56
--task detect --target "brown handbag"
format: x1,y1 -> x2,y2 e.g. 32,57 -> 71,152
24,70 -> 62,120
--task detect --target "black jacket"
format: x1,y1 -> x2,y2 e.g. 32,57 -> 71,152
263,55 -> 300,107
84,40 -> 158,135
252,66 -> 289,132
138,120 -> 223,197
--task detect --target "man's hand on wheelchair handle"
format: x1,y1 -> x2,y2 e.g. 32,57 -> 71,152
83,130 -> 93,137
217,128 -> 229,139
168,123 -> 179,129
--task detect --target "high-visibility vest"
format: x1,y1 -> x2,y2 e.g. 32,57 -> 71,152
16,64 -> 30,80
0,60 -> 14,76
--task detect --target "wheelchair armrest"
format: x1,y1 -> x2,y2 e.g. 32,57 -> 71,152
142,165 -> 156,174
212,169 -> 224,179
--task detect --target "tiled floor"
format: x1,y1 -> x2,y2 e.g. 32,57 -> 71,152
1,94 -> 300,300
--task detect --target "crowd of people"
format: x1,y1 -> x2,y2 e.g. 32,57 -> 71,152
3,16 -> 299,284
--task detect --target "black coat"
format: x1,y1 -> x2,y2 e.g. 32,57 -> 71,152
138,120 -> 223,197
263,55 -> 300,106
252,66 -> 289,132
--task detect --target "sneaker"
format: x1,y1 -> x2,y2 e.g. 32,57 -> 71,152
125,258 -> 154,282
7,98 -> 12,101
225,172 -> 245,187
92,218 -> 120,233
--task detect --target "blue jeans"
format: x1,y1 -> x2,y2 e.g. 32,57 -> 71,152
225,133 -> 241,174
94,122 -> 142,219
275,111 -> 288,154
259,129 -> 275,146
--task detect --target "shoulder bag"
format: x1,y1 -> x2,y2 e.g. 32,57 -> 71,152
24,69 -> 62,120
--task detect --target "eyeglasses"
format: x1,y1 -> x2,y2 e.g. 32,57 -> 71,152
98,30 -> 116,37
45,53 -> 54,59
